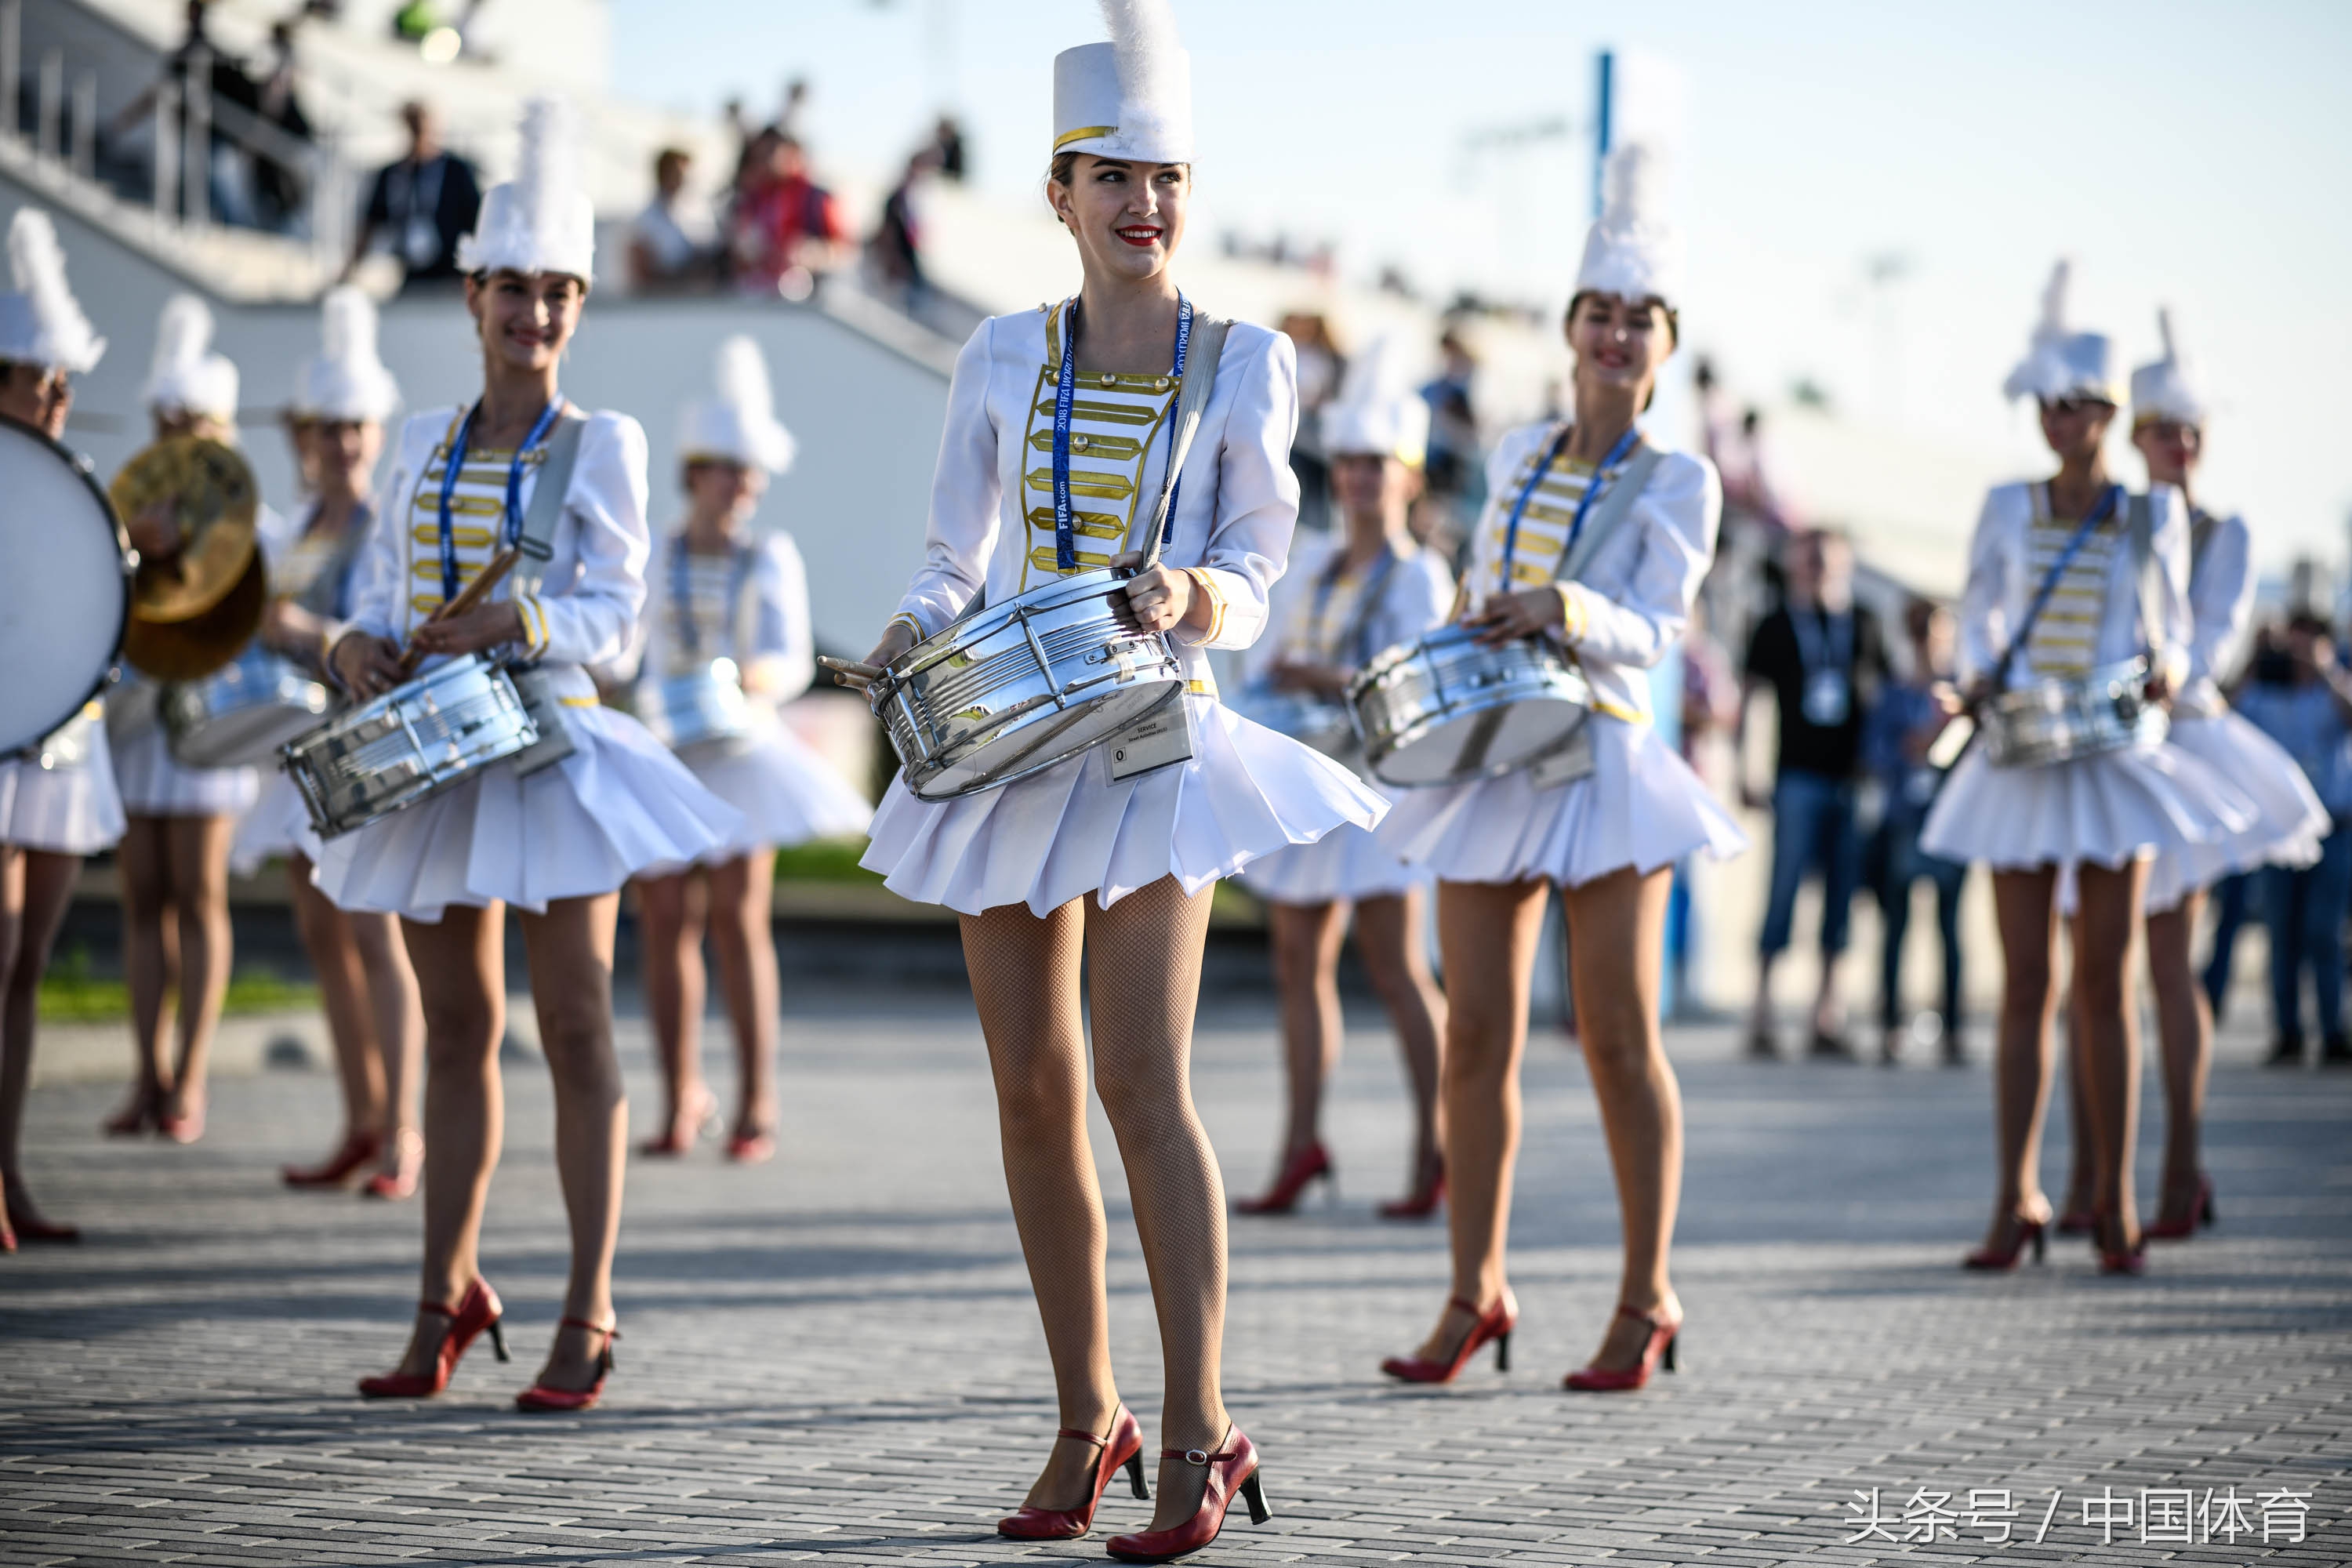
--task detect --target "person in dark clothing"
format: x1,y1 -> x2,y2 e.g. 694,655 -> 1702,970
342,102 -> 481,289
868,150 -> 932,308
1738,528 -> 1889,1058
1862,599 -> 1968,1065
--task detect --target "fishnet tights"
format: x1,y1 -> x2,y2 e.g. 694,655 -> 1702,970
960,876 -> 1230,1501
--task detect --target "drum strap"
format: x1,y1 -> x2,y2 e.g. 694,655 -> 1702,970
2129,492 -> 2162,664
508,410 -> 590,603
1134,314 -> 1231,571
295,501 -> 373,620
1552,445 -> 1666,586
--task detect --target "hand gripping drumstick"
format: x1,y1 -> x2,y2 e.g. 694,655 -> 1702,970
393,548 -> 521,678
818,654 -> 885,690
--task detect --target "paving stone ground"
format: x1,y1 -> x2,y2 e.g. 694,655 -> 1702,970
2,983 -> 2347,1567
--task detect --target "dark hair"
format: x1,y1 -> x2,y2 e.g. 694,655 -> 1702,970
1903,597 -> 1944,644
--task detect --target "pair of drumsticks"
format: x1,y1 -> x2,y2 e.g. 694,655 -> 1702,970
390,548 -> 521,679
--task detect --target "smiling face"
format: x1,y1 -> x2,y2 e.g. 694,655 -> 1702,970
1331,450 -> 1421,532
684,458 -> 764,528
1047,155 -> 1189,285
313,418 -> 382,494
0,360 -> 71,440
2132,417 -> 2201,488
1566,292 -> 1675,410
463,269 -> 586,376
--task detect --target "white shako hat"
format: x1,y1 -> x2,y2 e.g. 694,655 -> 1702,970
457,97 -> 595,281
1321,336 -> 1430,466
1054,0 -> 1195,165
294,285 -> 400,423
2130,307 -> 2208,429
2002,259 -> 2121,405
143,292 -> 239,422
1573,142 -> 1682,313
0,209 -> 104,374
677,334 -> 797,474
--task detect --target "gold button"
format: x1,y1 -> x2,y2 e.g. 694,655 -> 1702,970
1098,372 -> 1119,387
1071,434 -> 1090,451
1153,376 -> 1172,392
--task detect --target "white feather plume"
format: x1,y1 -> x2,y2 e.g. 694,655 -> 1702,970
1572,140 -> 1681,307
1098,0 -> 1181,100
1599,143 -> 1667,234
2034,258 -> 2071,346
713,335 -> 775,423
1336,334 -> 1411,410
7,209 -> 102,372
515,97 -> 583,263
149,292 -> 214,383
143,292 -> 238,419
2157,305 -> 2177,365
319,285 -> 376,369
2129,304 -> 2206,426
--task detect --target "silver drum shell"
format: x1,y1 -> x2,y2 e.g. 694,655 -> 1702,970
1347,624 -> 1594,789
162,644 -> 336,768
280,654 -> 540,838
1227,685 -> 1359,762
641,659 -> 757,757
1981,657 -> 2166,769
872,568 -> 1185,801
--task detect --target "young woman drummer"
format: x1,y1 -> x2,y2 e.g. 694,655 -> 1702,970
846,5 -> 1382,1555
1232,340 -> 1452,1220
234,287 -> 428,1200
1373,143 -> 1743,1393
1921,263 -> 2252,1277
103,295 -> 267,1145
630,335 -> 872,1164
323,99 -> 739,1410
0,208 -> 114,1248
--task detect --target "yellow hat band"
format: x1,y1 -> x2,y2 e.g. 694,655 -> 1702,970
1054,125 -> 1116,152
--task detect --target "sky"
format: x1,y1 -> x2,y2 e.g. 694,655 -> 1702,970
611,0 -> 2352,570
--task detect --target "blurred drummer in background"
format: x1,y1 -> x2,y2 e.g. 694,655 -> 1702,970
103,294 -> 269,1145
1231,338 -> 1451,1221
323,99 -> 739,1412
0,208 -> 115,1248
1374,144 -> 1744,1393
627,335 -> 872,1165
1921,263 -> 2252,1279
233,286 -> 427,1200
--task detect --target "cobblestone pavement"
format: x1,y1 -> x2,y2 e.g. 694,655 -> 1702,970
2,988 -> 2347,1567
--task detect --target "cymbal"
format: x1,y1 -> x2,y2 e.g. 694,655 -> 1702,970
122,548 -> 266,681
111,437 -> 259,625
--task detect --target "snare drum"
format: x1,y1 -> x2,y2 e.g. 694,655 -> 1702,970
281,654 -> 541,837
162,644 -> 335,768
639,658 -> 756,757
1227,685 -> 1358,760
869,568 -> 1185,800
1980,657 -> 2165,769
1348,625 -> 1594,789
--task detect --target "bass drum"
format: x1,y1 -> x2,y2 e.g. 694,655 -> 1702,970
0,416 -> 132,755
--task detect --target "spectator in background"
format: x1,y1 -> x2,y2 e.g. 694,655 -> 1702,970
867,150 -> 933,310
1419,328 -> 1482,565
1279,311 -> 1345,537
1739,528 -> 1888,1059
629,147 -> 716,293
1863,600 -> 1968,1065
776,78 -> 811,141
342,101 -> 480,289
1668,597 -> 1744,1015
731,134 -> 847,300
930,114 -> 967,181
2234,613 -> 2352,1067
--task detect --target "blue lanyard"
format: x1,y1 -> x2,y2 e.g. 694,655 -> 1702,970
1498,423 -> 1639,585
670,535 -> 754,659
332,501 -> 369,621
436,398 -> 561,603
1052,293 -> 1191,570
1308,544 -> 1398,666
2005,483 -> 2125,676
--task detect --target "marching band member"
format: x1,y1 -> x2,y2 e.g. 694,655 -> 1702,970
0,209 -> 114,1248
848,3 -> 1381,1552
1231,339 -> 1451,1220
631,336 -> 873,1164
1374,144 -> 1741,1392
234,287 -> 428,1200
322,100 -> 740,1410
104,295 -> 264,1145
1922,263 -> 2252,1277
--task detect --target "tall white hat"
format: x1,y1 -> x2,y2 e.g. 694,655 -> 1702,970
143,293 -> 239,421
1573,143 -> 1682,313
0,209 -> 104,374
1054,0 -> 1194,165
2002,260 -> 2121,404
294,285 -> 400,423
1320,336 -> 1430,466
677,335 -> 796,474
456,98 -> 595,281
2129,307 -> 2207,429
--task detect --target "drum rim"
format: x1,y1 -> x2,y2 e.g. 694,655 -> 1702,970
903,678 -> 1185,801
884,567 -> 1140,687
0,413 -> 132,758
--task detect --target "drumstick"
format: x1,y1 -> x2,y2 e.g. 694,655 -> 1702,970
818,654 -> 886,687
394,548 -> 521,678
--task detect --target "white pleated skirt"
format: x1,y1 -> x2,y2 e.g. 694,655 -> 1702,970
861,695 -> 1389,916
0,742 -> 126,856
2140,711 -> 2328,909
1237,779 -> 1425,906
1920,736 -> 2255,874
642,720 -> 876,873
229,770 -> 321,877
108,713 -> 260,819
313,706 -> 745,921
1377,717 -> 1746,888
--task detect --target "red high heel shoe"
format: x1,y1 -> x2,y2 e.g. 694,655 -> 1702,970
1232,1142 -> 1332,1215
2094,1214 -> 2147,1276
1377,1156 -> 1445,1221
2146,1174 -> 2216,1241
358,1279 -> 510,1398
283,1130 -> 381,1189
1104,1425 -> 1270,1563
1564,1302 -> 1682,1392
996,1404 -> 1149,1541
1963,1210 -> 2049,1272
1380,1290 -> 1517,1384
361,1130 -> 423,1200
0,1213 -> 15,1254
5,1207 -> 80,1244
638,1091 -> 717,1157
101,1091 -> 160,1138
158,1097 -> 206,1145
725,1127 -> 776,1166
515,1318 -> 619,1412
2055,1205 -> 2095,1236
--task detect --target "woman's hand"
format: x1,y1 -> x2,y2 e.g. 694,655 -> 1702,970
836,620 -> 919,691
330,632 -> 405,699
1464,585 -> 1566,648
125,500 -> 180,561
1109,550 -> 1196,635
2143,667 -> 2173,708
406,601 -> 526,659
261,598 -> 328,657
